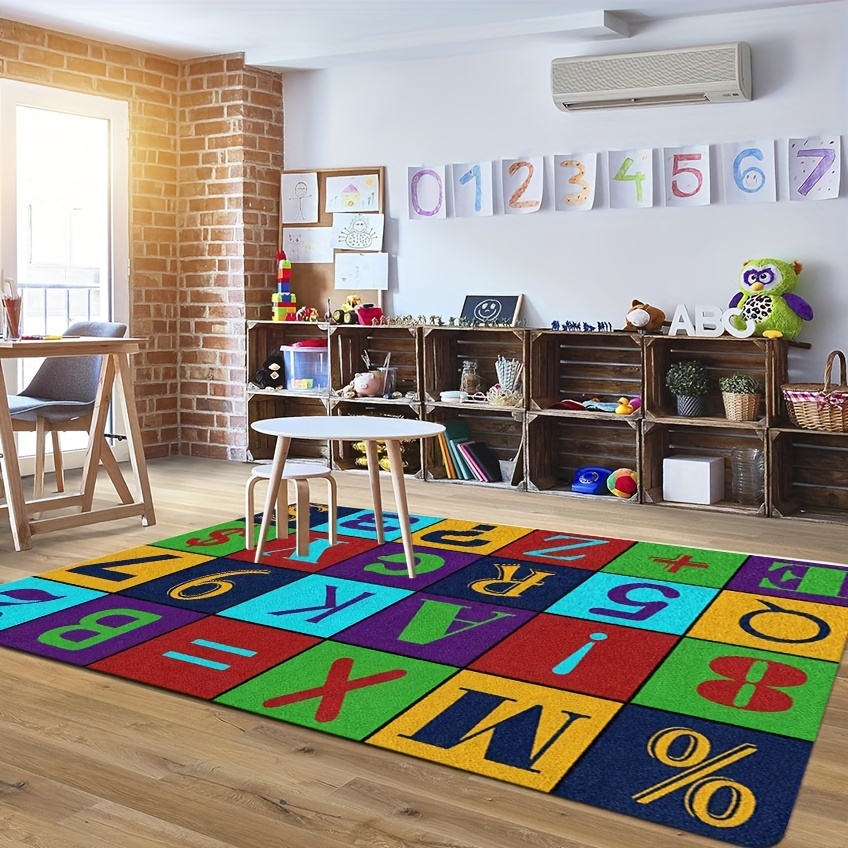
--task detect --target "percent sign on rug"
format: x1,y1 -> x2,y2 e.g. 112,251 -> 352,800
0,505 -> 845,848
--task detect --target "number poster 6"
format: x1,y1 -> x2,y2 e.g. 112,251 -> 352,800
406,134 -> 842,219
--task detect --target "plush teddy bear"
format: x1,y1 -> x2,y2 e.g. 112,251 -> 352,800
624,300 -> 666,333
254,350 -> 285,389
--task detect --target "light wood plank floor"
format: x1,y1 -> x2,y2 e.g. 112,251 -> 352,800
0,456 -> 845,848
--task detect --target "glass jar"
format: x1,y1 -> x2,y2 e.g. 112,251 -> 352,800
730,447 -> 764,505
459,359 -> 483,395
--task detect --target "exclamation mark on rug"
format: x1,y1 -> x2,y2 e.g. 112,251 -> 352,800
552,632 -> 607,675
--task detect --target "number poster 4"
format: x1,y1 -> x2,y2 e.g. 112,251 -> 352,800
608,149 -> 654,209
722,140 -> 777,204
502,157 -> 544,214
663,145 -> 711,207
788,136 -> 841,201
408,166 -> 447,220
554,154 -> 598,211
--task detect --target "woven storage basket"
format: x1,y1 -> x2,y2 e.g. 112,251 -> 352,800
722,392 -> 762,421
782,350 -> 848,432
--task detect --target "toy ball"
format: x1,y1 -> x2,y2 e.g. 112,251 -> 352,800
607,468 -> 638,498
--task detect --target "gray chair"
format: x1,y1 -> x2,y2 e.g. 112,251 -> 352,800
9,320 -> 128,499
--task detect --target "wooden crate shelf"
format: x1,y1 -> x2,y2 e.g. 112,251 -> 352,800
642,420 -> 768,515
247,320 -> 329,386
424,406 -> 524,489
422,326 -> 526,404
770,428 -> 848,524
529,330 -> 642,411
643,335 -> 787,426
246,394 -> 331,462
526,413 -> 640,501
330,324 -> 421,397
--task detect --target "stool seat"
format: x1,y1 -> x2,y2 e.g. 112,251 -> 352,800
251,462 -> 334,481
245,461 -> 337,555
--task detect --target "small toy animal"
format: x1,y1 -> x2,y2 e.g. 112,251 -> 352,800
624,300 -> 666,333
254,351 -> 285,389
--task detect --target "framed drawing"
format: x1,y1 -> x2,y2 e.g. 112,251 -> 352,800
460,294 -> 524,326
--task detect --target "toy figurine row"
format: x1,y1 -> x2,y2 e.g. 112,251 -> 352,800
550,320 -> 614,332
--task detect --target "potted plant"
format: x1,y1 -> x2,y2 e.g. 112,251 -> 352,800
665,360 -> 711,417
719,373 -> 763,421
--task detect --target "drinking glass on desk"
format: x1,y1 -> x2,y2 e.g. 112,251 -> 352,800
2,295 -> 22,340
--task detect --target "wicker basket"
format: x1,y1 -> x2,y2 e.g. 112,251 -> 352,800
781,350 -> 848,432
722,392 -> 762,421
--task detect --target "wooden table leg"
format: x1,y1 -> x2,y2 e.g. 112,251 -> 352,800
254,436 -> 290,563
80,355 -> 114,513
364,439 -> 384,544
294,478 -> 310,556
115,353 -> 156,526
385,440 -> 416,579
0,366 -> 32,550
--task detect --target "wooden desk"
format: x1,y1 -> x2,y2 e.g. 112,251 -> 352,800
0,337 -> 155,550
250,416 -> 445,577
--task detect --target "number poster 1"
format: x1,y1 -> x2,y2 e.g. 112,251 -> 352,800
405,134 -> 842,219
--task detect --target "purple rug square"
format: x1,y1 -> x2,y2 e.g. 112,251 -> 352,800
727,555 -> 848,607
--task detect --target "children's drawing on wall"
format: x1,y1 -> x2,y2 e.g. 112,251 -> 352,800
334,252 -> 389,290
281,226 -> 333,263
325,174 -> 380,213
281,172 -> 319,223
452,161 -> 494,217
332,213 -> 384,251
554,153 -> 597,211
788,135 -> 841,201
608,149 -> 654,209
407,165 -> 448,220
501,157 -> 544,215
663,144 -> 711,207
722,140 -> 777,204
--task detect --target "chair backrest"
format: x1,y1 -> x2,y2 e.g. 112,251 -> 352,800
20,321 -> 128,404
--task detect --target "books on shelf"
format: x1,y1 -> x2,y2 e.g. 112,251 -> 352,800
440,418 -> 503,483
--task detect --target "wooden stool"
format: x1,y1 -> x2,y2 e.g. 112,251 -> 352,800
245,462 -> 337,554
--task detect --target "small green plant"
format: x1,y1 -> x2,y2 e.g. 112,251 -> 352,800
719,373 -> 763,394
666,360 -> 711,396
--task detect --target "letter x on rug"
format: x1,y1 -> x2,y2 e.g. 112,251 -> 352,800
1,505 -> 846,847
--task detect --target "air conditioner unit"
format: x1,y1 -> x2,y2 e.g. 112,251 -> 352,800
551,42 -> 751,111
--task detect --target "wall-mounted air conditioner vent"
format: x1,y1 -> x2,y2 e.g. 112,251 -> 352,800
551,42 -> 751,111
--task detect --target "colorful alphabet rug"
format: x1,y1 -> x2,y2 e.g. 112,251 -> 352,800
1,505 -> 846,847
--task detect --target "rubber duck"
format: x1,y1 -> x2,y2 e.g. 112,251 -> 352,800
615,397 -> 634,415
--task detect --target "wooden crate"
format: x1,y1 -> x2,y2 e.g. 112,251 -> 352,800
246,320 -> 329,386
422,327 -> 527,405
529,331 -> 642,410
246,395 -> 332,462
642,420 -> 768,515
770,428 -> 848,524
424,405 -> 525,489
643,335 -> 790,425
526,412 -> 640,500
330,324 -> 421,397
331,400 -> 423,475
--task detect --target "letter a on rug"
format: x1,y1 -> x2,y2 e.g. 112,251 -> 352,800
1,504 -> 846,848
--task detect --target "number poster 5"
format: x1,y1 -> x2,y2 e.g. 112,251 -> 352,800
406,134 -> 843,219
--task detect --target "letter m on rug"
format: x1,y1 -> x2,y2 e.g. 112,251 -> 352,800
401,689 -> 588,772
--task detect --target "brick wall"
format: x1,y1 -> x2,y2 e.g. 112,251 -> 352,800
0,19 -> 283,461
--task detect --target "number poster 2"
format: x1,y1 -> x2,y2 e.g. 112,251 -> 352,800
663,145 -> 711,207
554,154 -> 598,211
722,140 -> 777,204
502,157 -> 544,214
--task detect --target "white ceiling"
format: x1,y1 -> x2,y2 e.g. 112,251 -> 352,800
0,0 -> 837,69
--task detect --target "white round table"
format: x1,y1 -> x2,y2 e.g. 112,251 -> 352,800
250,416 -> 446,577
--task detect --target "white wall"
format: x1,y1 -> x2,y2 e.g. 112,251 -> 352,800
284,2 -> 847,380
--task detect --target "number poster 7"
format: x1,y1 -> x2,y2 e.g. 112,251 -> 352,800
722,140 -> 777,204
663,145 -> 711,207
788,136 -> 841,201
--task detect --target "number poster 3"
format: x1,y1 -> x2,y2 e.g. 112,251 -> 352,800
406,134 -> 843,219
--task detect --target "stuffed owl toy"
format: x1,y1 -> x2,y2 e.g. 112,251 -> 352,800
728,258 -> 813,339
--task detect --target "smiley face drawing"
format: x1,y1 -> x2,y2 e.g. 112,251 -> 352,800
473,299 -> 503,322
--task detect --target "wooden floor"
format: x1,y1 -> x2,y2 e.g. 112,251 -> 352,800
0,456 -> 846,848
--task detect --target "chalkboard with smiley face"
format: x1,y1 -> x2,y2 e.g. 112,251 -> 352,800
460,294 -> 524,326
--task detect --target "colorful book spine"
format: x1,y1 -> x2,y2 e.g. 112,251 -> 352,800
457,441 -> 488,482
437,432 -> 456,479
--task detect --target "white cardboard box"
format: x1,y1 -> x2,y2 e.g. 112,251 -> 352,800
663,456 -> 724,504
